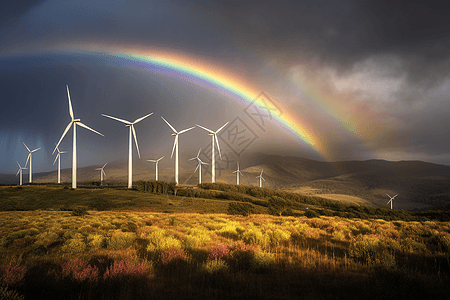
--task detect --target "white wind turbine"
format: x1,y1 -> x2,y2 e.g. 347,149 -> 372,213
196,122 -> 229,183
256,169 -> 265,188
23,142 -> 41,183
101,112 -> 153,189
387,194 -> 398,209
161,116 -> 195,185
16,161 -> 27,186
189,148 -> 208,184
147,156 -> 164,181
95,163 -> 107,184
233,162 -> 243,185
53,85 -> 104,189
53,145 -> 67,184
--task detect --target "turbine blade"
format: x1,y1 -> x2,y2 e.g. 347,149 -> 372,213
157,156 -> 164,162
215,121 -> 229,134
386,194 -> 391,198
133,112 -> 153,124
17,161 -> 21,168
214,135 -> 222,159
101,114 -> 131,124
22,142 -> 30,152
53,122 -> 73,154
102,163 -> 107,169
25,153 -> 30,168
262,177 -> 266,181
161,116 -> 178,133
53,153 -> 60,165
194,163 -> 200,173
66,85 -> 74,121
171,135 -> 178,158
189,157 -> 196,161
147,159 -> 156,162
131,125 -> 140,158
16,169 -> 20,176
195,124 -> 214,133
31,147 -> 41,153
77,122 -> 105,137
102,170 -> 106,176
178,126 -> 195,134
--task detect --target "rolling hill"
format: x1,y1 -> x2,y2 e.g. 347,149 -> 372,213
3,154 -> 450,210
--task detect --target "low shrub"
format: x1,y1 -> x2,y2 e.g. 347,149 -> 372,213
61,259 -> 99,282
250,251 -> 275,272
227,202 -> 254,216
108,232 -> 136,250
103,260 -> 148,280
201,259 -> 228,275
0,286 -> 24,300
61,238 -> 86,253
0,265 -> 27,286
208,244 -> 230,261
146,228 -> 182,252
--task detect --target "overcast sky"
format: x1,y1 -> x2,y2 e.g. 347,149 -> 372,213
1,0 -> 450,175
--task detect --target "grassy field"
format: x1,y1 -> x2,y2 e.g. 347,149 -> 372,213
0,184 -> 449,299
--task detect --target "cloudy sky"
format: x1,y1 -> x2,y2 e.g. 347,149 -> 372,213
1,0 -> 450,175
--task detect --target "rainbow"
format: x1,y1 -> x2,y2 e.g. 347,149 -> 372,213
51,44 -> 325,157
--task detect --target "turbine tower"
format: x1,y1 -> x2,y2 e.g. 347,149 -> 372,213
23,142 -> 41,183
95,163 -> 107,184
387,194 -> 398,209
16,161 -> 27,186
52,145 -> 66,184
53,85 -> 104,189
161,116 -> 195,185
189,148 -> 208,184
233,162 -> 243,185
101,113 -> 153,189
256,169 -> 265,188
147,156 -> 164,181
196,122 -> 229,183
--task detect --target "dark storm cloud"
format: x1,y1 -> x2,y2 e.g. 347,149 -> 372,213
195,0 -> 450,82
0,0 -> 45,30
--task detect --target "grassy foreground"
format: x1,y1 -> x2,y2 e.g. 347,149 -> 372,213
0,185 -> 449,299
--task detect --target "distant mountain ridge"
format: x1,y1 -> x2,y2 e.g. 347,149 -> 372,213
2,155 -> 449,210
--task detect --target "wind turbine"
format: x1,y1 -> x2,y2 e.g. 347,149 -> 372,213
23,142 -> 41,183
53,85 -> 104,189
16,161 -> 27,186
256,169 -> 265,188
101,112 -> 153,189
52,145 -> 67,184
95,163 -> 107,184
387,194 -> 398,209
233,162 -> 243,185
195,122 -> 229,183
147,156 -> 164,181
161,116 -> 195,185
189,148 -> 208,184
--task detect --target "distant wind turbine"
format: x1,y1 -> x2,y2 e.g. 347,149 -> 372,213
189,148 -> 208,184
256,169 -> 265,188
53,85 -> 104,189
101,112 -> 153,189
52,145 -> 67,184
95,163 -> 107,184
233,162 -> 243,185
147,156 -> 164,181
387,194 -> 398,209
196,122 -> 229,183
23,142 -> 41,183
16,161 -> 27,186
161,116 -> 195,185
